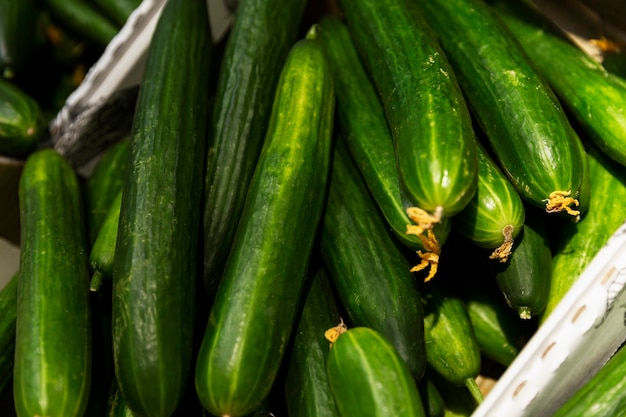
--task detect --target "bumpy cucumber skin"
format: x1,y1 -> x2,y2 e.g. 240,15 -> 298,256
326,327 -> 425,417
418,0 -> 587,215
491,0 -> 626,168
202,0 -> 307,301
0,78 -> 42,158
14,149 -> 92,417
317,16 -> 450,250
320,137 -> 426,381
194,31 -> 334,417
0,272 -> 17,396
454,140 -> 524,251
338,0 -> 478,218
111,0 -> 213,416
284,267 -> 341,417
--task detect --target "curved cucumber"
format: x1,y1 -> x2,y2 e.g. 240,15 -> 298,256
111,0 -> 213,415
417,0 -> 587,220
14,149 -> 92,417
89,190 -> 121,292
194,26 -> 334,417
326,327 -> 425,417
0,272 -> 17,396
0,77 -> 42,158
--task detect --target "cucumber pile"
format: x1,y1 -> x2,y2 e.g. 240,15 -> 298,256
3,0 -> 626,416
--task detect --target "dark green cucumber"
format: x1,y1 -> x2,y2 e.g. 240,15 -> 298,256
89,189 -> 121,292
202,0 -> 307,300
417,378 -> 445,417
326,326 -> 425,417
421,283 -> 483,406
317,15 -> 451,252
284,267 -> 341,417
338,0 -> 478,225
490,0 -> 626,168
551,344 -> 626,417
0,0 -> 38,79
14,148 -> 92,417
194,26 -> 334,417
92,0 -> 141,27
489,208 -> 552,319
44,0 -> 119,47
320,136 -> 426,380
0,272 -> 17,396
417,0 -> 588,220
84,139 -> 129,245
542,140 -> 626,322
453,139 -> 525,263
0,78 -> 43,158
111,0 -> 213,415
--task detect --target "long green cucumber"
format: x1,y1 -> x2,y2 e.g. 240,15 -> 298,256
202,0 -> 307,301
0,272 -> 17,396
111,0 -> 213,415
194,26 -> 334,417
326,326 -> 425,417
14,148 -> 92,417
317,15 -> 451,253
338,0 -> 478,236
89,189 -> 121,292
44,0 -> 119,47
0,78 -> 43,158
417,0 -> 587,220
284,267 -> 341,417
91,0 -> 142,27
453,139 -> 525,263
490,0 -> 626,168
320,136 -> 426,380
542,140 -> 626,322
0,0 -> 38,79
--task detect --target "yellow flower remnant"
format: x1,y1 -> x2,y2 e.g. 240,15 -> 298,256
407,229 -> 441,282
405,206 -> 442,237
489,224 -> 515,263
324,318 -> 347,349
544,190 -> 580,221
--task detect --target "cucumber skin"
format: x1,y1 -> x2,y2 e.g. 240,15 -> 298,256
0,78 -> 42,158
89,190 -> 122,290
317,16 -> 450,250
111,0 -> 213,415
284,267 -> 341,417
490,0 -> 626,168
320,137 -> 426,381
0,0 -> 38,79
417,0 -> 586,214
14,149 -> 92,417
194,31 -> 334,417
0,272 -> 17,396
338,0 -> 478,217
326,327 -> 425,417
202,0 -> 307,300
44,0 -> 118,47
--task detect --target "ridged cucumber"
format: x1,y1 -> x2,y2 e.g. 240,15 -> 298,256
194,26 -> 334,417
326,326 -> 425,417
0,272 -> 17,396
14,148 -> 92,417
0,77 -> 42,158
417,0 -> 587,220
111,0 -> 213,415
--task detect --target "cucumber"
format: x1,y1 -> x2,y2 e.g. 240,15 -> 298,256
284,267 -> 341,417
421,282 -> 483,406
542,140 -> 626,322
0,272 -> 17,396
326,326 -> 425,417
453,139 -> 525,263
194,26 -> 334,417
489,208 -> 552,319
317,15 -> 451,253
0,0 -> 38,79
44,0 -> 119,47
551,343 -> 626,417
337,0 -> 478,246
91,0 -> 141,27
0,77 -> 43,158
89,189 -> 121,292
83,139 -> 129,245
111,0 -> 213,415
490,0 -> 626,168
14,148 -> 92,417
418,378 -> 445,417
202,0 -> 307,301
320,136 -> 426,380
416,0 -> 587,220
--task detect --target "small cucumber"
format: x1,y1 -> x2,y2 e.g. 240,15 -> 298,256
320,136 -> 426,380
0,78 -> 43,158
284,267 -> 341,417
111,0 -> 213,415
326,326 -> 425,417
44,0 -> 119,47
194,26 -> 334,417
338,0 -> 478,244
0,272 -> 17,396
91,0 -> 141,27
89,189 -> 121,292
0,0 -> 38,79
14,148 -> 92,417
418,378 -> 445,417
417,0 -> 587,220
